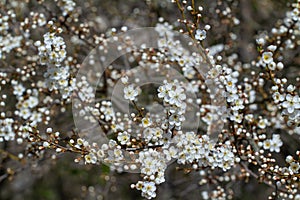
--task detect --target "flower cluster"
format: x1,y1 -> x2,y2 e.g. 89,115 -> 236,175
134,149 -> 167,198
286,155 -> 300,174
262,134 -> 283,153
35,29 -> 67,66
173,131 -> 236,171
158,80 -> 187,129
0,118 -> 15,142
58,0 -> 76,17
1,0 -> 300,200
0,11 -> 23,59
35,24 -> 75,99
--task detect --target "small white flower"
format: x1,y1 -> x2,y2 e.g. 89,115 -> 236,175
289,162 -> 299,173
224,76 -> 237,92
202,113 -> 214,125
153,128 -> 163,140
225,88 -> 239,103
27,96 -> 39,108
258,118 -> 269,129
97,149 -> 105,158
85,153 -> 97,164
269,134 -> 283,153
20,108 -> 31,119
169,113 -> 185,126
13,84 -> 25,97
142,117 -> 152,128
208,65 -> 221,78
262,52 -> 273,64
245,114 -> 254,122
287,84 -> 296,92
117,131 -> 130,145
263,139 -> 271,150
256,38 -> 265,45
267,45 -> 277,51
121,76 -> 129,84
109,139 -> 117,148
29,111 -> 42,125
124,84 -> 139,101
164,146 -> 178,161
113,149 -> 123,159
142,181 -> 157,199
195,29 -> 207,41
272,92 -> 285,103
143,128 -> 153,141
282,94 -> 300,113
168,87 -> 186,107
267,62 -> 276,70
232,99 -> 244,110
230,111 -> 243,123
157,83 -> 172,101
